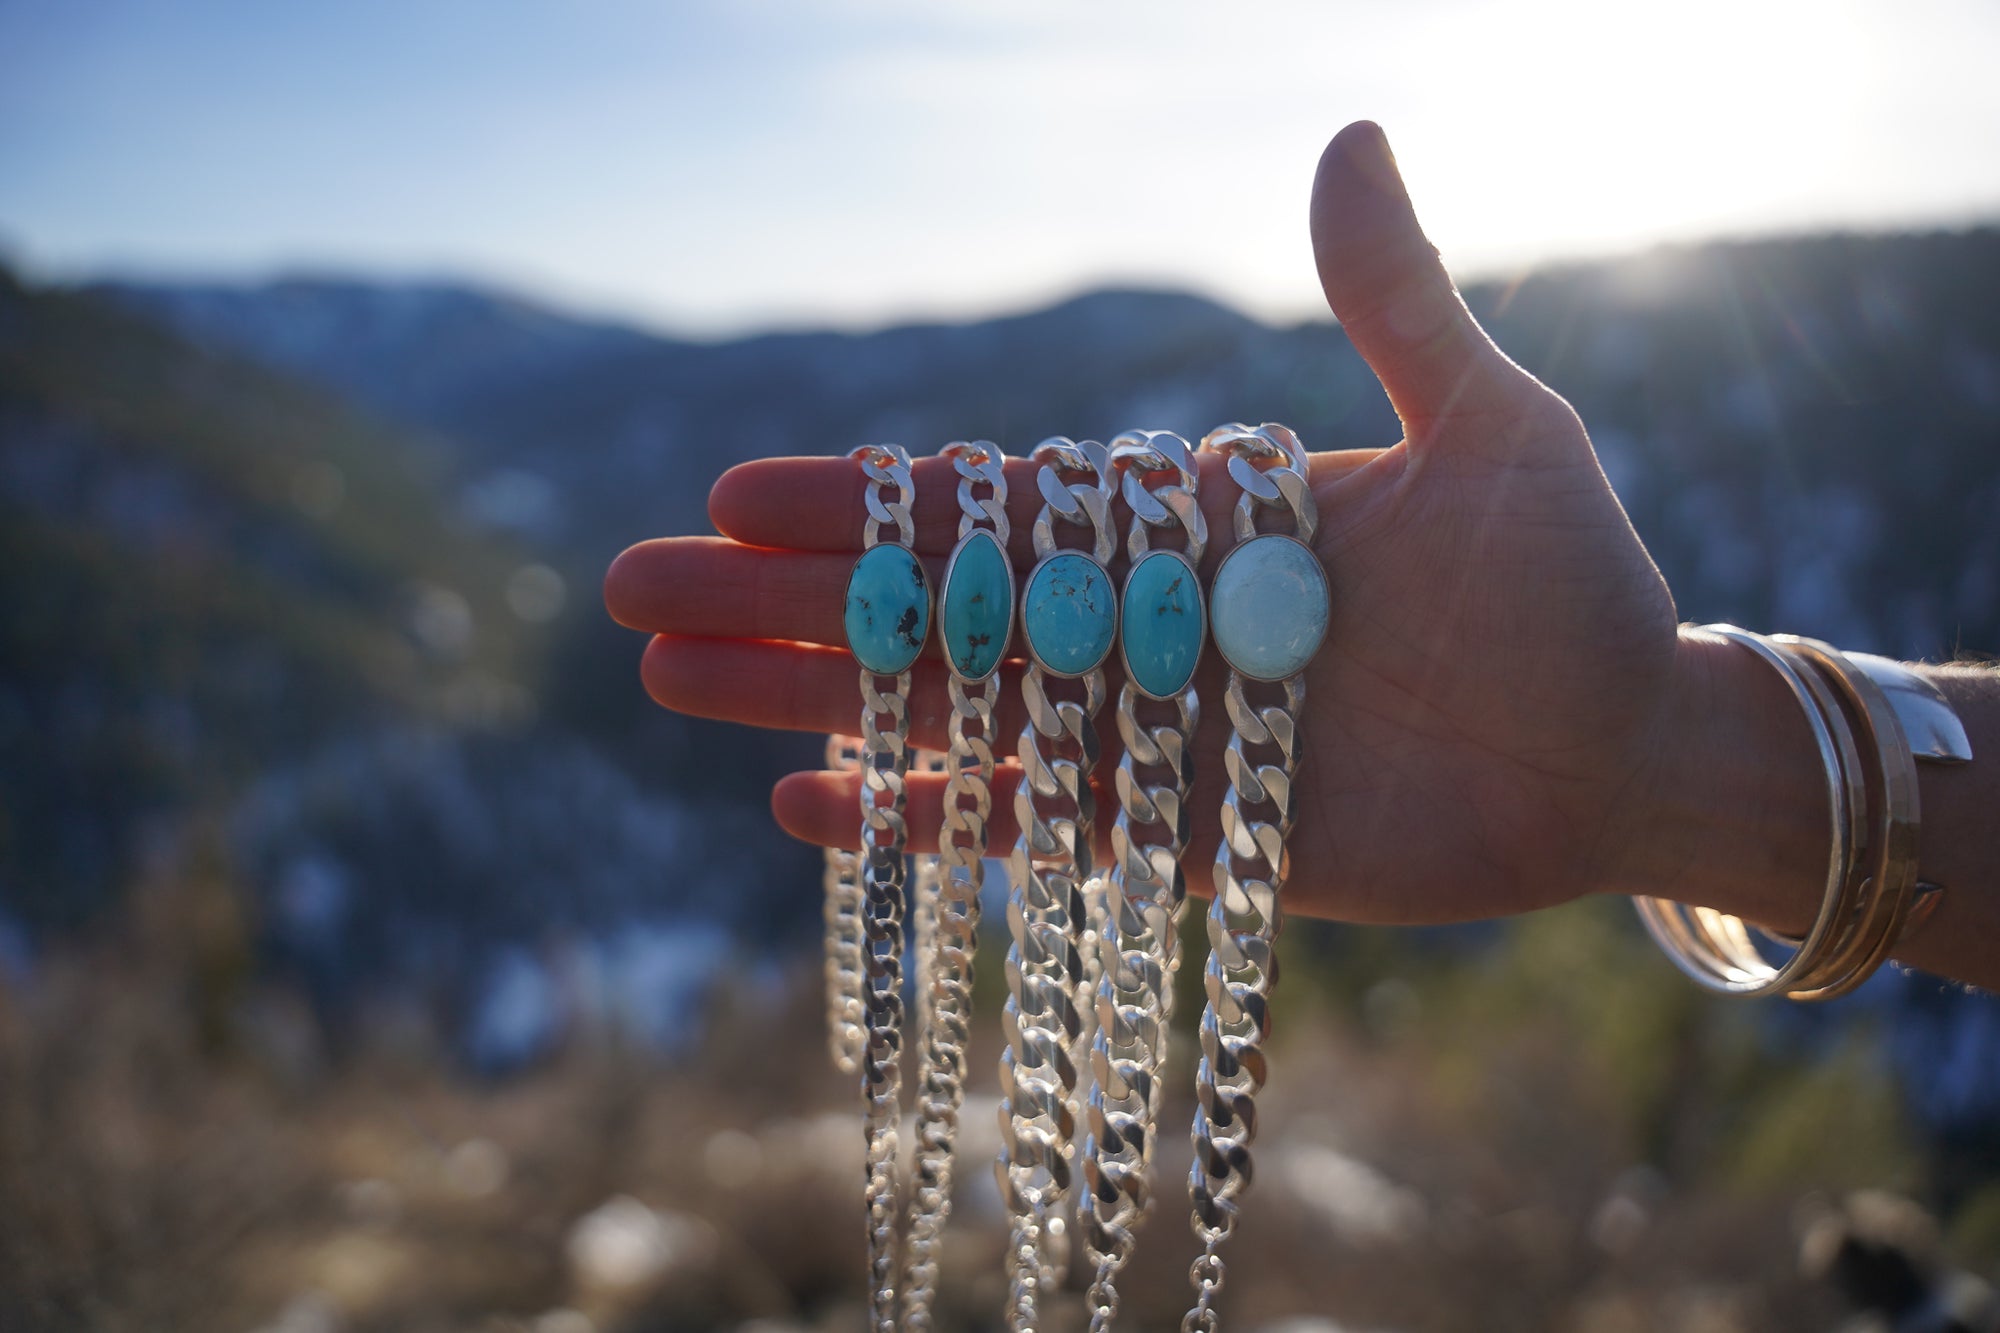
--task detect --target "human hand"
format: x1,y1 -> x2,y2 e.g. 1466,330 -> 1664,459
606,121 -> 1752,927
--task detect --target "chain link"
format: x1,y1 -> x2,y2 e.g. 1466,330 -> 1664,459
1000,436 -> 1116,1330
901,441 -> 1010,1331
910,747 -> 948,1067
1082,430 -> 1206,1332
1180,423 -> 1316,1332
824,734 -> 868,1076
857,442 -> 918,548
848,442 -> 920,1333
1181,1241 -> 1226,1333
834,426 -> 1323,1329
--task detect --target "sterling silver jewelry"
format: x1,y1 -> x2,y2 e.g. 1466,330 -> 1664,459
841,442 -> 928,1333
823,734 -> 867,1077
1000,436 -> 1118,1331
1635,626 -> 1970,1000
1082,430 -> 1207,1332
1182,422 -> 1327,1333
901,440 -> 1013,1331
910,746 -> 949,1068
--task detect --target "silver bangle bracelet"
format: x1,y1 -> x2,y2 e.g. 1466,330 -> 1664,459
1634,624 -> 1972,1000
1632,624 -> 1859,997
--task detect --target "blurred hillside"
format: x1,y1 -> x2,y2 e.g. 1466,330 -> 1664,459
73,229 -> 2000,1041
99,227 -> 2000,658
2,231 -> 1998,1330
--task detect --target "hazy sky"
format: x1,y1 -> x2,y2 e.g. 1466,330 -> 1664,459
4,0 -> 1998,335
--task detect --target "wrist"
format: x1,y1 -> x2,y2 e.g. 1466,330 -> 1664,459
1591,626 -> 1829,932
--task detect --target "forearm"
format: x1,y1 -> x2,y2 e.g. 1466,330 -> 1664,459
1893,665 -> 2000,986
1598,629 -> 2000,992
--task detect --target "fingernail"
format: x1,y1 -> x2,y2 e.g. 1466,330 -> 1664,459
1345,121 -> 1405,197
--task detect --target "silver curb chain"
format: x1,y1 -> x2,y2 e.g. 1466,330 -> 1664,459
849,442 -> 919,1333
823,734 -> 868,1077
819,423 -> 1323,1329
901,440 -> 1010,1331
1182,423 -> 1316,1333
1083,429 -> 1207,1331
999,436 -> 1116,1332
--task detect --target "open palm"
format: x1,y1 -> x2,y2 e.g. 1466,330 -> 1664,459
605,122 -> 1686,926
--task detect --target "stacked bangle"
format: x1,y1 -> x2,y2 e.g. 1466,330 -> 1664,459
1635,623 -> 1972,1000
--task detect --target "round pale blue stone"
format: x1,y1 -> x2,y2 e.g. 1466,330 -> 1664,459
1023,551 -> 1116,677
1209,534 -> 1329,681
1121,549 -> 1204,698
844,544 -> 930,675
940,529 -> 1013,680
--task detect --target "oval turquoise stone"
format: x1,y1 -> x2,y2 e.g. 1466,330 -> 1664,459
940,529 -> 1013,680
1120,549 -> 1204,698
844,544 -> 930,675
1209,534 -> 1329,681
1022,551 -> 1116,677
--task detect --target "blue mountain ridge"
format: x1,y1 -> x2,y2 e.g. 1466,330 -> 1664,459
14,235 -> 1999,1118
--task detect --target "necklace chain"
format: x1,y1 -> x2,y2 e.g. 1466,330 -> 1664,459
824,424 -> 1317,1331
823,734 -> 868,1076
1083,430 -> 1206,1332
900,441 -> 1009,1330
849,443 -> 919,1333
1000,436 -> 1115,1331
1180,423 -> 1314,1332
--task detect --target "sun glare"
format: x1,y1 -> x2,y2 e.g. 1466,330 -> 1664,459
2,0 -> 1996,331
1397,0 -> 1881,267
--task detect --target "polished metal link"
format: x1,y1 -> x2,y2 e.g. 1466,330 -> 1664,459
856,443 -> 919,549
951,439 -> 1012,541
1183,1244 -> 1226,1333
910,747 -> 948,1066
1181,423 -> 1316,1331
1083,430 -> 1206,1333
1205,422 -> 1317,546
901,441 -> 1010,1332
848,442 -> 920,1333
1001,436 -> 1116,1331
823,734 -> 868,1076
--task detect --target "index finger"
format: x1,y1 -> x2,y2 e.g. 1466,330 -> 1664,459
707,448 -> 1385,559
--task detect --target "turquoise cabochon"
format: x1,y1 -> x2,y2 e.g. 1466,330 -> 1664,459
1022,550 -> 1116,678
1120,548 -> 1204,698
1208,533 -> 1329,681
939,528 -> 1013,681
843,543 -> 931,675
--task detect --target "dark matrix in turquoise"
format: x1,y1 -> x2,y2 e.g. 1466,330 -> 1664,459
844,544 -> 931,675
1022,550 -> 1116,678
940,529 -> 1012,680
1121,549 -> 1203,698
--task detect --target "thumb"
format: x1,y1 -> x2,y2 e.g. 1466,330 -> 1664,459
1311,121 -> 1530,429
